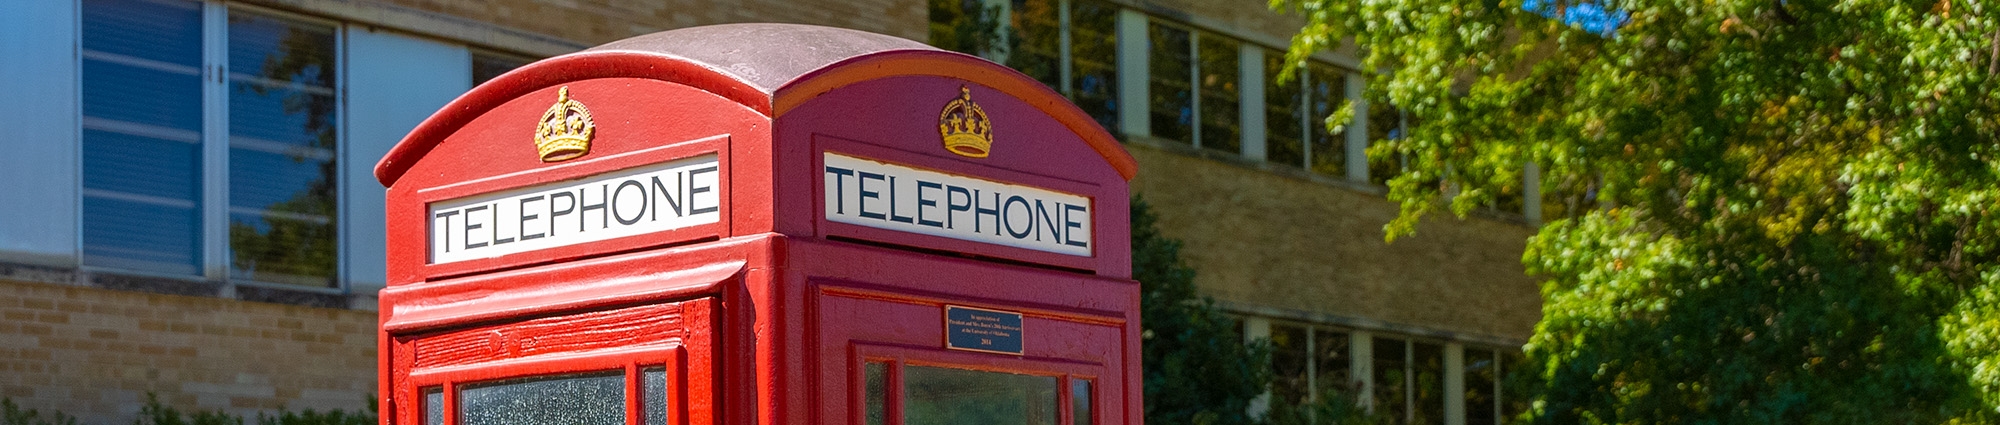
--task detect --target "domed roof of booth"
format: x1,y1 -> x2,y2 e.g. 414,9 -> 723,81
374,23 -> 1135,186
588,23 -> 938,94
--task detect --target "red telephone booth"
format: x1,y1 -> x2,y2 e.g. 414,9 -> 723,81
373,24 -> 1139,425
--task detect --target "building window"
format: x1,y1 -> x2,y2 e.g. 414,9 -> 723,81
1366,106 -> 1406,186
1264,53 -> 1348,176
1371,337 -> 1451,425
80,0 -> 206,275
928,0 -> 1120,132
1195,35 -> 1240,154
1373,336 -> 1409,422
1262,321 -> 1358,424
1068,0 -> 1119,131
1411,341 -> 1446,425
472,50 -> 534,86
1146,22 -> 1244,153
1271,323 -> 1311,405
82,0 -> 342,287
1304,63 -> 1345,176
1263,50 -> 1306,169
1464,349 -> 1499,425
1004,0 -> 1061,90
1145,22 -> 1192,145
1253,318 -> 1522,425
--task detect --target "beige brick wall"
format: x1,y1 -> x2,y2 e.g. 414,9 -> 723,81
1130,0 -> 1307,46
1128,144 -> 1542,342
0,279 -> 377,424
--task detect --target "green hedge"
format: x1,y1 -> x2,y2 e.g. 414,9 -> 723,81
0,395 -> 374,425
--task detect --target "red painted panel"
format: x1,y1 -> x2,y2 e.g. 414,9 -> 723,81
775,76 -> 1132,277
755,238 -> 1139,425
377,52 -> 773,186
413,302 -> 687,369
384,78 -> 768,286
388,298 -> 714,425
379,25 -> 1141,425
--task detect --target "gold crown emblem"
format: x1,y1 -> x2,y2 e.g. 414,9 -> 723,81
534,86 -> 595,162
938,87 -> 993,158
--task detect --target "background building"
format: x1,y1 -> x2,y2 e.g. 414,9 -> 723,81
0,0 -> 1539,424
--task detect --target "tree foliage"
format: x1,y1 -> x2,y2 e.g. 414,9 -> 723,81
1133,196 -> 1273,425
1275,0 -> 2000,421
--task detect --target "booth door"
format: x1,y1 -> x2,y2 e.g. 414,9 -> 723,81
816,283 -> 1127,425
389,297 -> 719,425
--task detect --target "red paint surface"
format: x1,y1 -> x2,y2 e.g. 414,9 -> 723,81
378,27 -> 1138,425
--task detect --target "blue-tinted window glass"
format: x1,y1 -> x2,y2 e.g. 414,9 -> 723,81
1264,51 -> 1305,168
1069,0 -> 1119,132
644,367 -> 668,425
423,387 -> 443,425
865,362 -> 888,425
82,0 -> 202,66
80,0 -> 204,275
81,59 -> 204,132
227,10 -> 338,287
1307,63 -> 1346,177
1072,379 -> 1093,425
1147,23 -> 1192,144
459,372 -> 626,425
1006,0 -> 1062,91
1196,35 -> 1240,153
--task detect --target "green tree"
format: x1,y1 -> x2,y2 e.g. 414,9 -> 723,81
1274,0 -> 2000,422
1133,196 -> 1273,425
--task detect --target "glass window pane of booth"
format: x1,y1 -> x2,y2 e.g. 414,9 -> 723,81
422,387 -> 443,425
866,361 -> 889,425
458,371 -> 626,425
1071,379 -> 1093,425
904,365 -> 1058,425
644,366 -> 668,425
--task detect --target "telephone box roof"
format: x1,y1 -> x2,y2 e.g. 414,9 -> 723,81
374,23 -> 1137,186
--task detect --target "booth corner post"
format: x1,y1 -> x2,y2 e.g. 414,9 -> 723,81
374,23 -> 1140,425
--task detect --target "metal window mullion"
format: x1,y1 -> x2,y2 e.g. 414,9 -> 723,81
1242,316 -> 1274,419
1237,45 -> 1262,161
1444,343 -> 1466,425
982,0 -> 1012,63
201,1 -> 230,282
1303,326 -> 1317,406
1350,331 -> 1373,412
334,21 -> 349,294
1405,339 -> 1415,425
1113,9 -> 1148,137
1058,0 -> 1073,97
1187,31 -> 1200,148
70,0 -> 84,268
1344,71 -> 1369,183
1299,66 -> 1311,169
1492,350 -> 1504,425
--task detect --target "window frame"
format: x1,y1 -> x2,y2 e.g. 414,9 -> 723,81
75,0 -> 349,293
1246,316 -> 1520,425
856,343 -> 1103,425
469,48 -> 536,86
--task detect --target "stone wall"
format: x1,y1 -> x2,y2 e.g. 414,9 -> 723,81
0,278 -> 377,424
